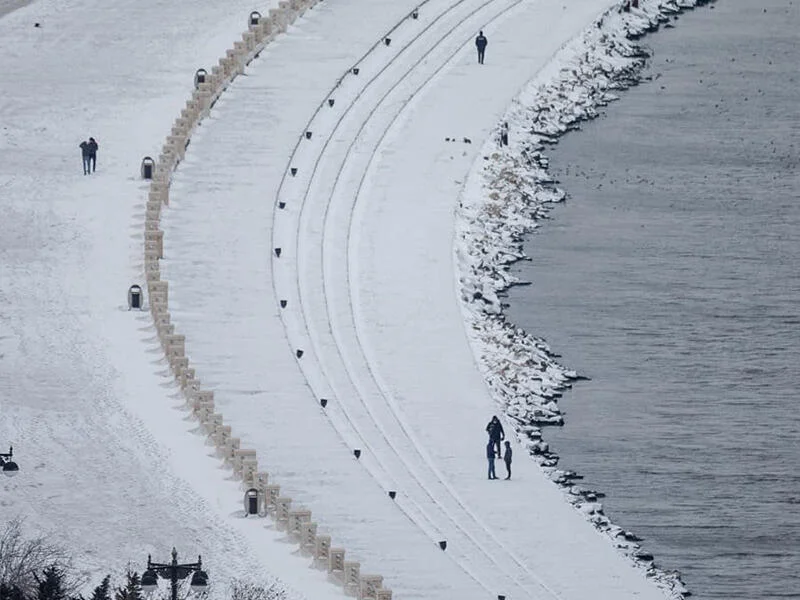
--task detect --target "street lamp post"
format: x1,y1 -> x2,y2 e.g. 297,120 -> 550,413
1,445 -> 19,477
141,548 -> 208,600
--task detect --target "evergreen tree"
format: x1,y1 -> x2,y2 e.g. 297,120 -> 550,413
89,576 -> 111,600
0,582 -> 28,600
35,567 -> 67,600
114,572 -> 142,600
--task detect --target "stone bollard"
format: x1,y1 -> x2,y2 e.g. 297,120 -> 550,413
287,509 -> 312,540
145,230 -> 164,258
264,484 -> 281,513
313,535 -> 331,568
275,497 -> 292,529
343,562 -> 360,596
360,575 -> 384,600
300,521 -> 317,555
328,548 -> 346,580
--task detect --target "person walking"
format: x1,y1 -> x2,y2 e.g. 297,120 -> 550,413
79,139 -> 92,175
485,415 -> 504,459
87,137 -> 98,173
486,441 -> 497,480
475,30 -> 488,65
503,441 -> 512,480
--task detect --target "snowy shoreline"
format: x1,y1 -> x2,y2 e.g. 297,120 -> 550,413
455,1 -> 715,598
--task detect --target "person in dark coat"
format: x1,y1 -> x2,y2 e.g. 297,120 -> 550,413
486,441 -> 497,480
475,30 -> 488,65
87,137 -> 98,173
79,140 -> 91,175
503,441 -> 512,480
486,415 -> 504,458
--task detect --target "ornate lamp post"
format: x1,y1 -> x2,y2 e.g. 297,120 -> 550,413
141,548 -> 208,600
1,446 -> 19,477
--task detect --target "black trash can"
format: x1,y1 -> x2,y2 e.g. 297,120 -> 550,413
141,157 -> 155,180
128,285 -> 143,310
244,488 -> 259,516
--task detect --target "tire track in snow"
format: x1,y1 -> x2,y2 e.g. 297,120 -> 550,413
270,0 -> 565,598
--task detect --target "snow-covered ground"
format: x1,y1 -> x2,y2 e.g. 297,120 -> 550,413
162,0 -> 678,599
2,0 -> 691,598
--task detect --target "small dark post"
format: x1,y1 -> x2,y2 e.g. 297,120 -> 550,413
353,449 -> 361,459
384,37 -> 391,46
352,67 -> 360,75
320,398 -> 328,408
328,98 -> 335,107
290,167 -> 298,176
296,349 -> 304,358
274,247 -> 282,257
412,9 -> 419,19
438,540 -> 447,551
278,201 -> 286,209
280,299 -> 287,308
388,491 -> 396,499
305,131 -> 312,139
249,11 -> 261,26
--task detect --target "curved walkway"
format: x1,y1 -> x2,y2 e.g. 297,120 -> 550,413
163,0 -> 673,599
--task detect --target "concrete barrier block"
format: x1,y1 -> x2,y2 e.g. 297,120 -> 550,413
300,521 -> 317,555
275,496 -> 292,528
171,356 -> 189,377
180,367 -> 196,389
264,484 -> 280,512
343,562 -> 360,596
328,548 -> 345,578
288,509 -> 312,540
360,575 -> 383,600
314,535 -> 331,568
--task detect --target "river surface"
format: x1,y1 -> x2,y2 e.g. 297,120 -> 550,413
505,2 -> 800,599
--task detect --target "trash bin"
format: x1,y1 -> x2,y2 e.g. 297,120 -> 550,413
128,285 -> 143,310
244,488 -> 260,516
194,68 -> 208,89
141,156 -> 155,180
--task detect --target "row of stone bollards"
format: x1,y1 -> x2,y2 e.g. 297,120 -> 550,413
139,2 -> 394,599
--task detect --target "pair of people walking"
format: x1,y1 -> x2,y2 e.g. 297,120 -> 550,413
79,137 -> 99,175
486,416 -> 512,480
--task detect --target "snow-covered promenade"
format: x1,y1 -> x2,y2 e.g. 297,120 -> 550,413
2,0 -> 687,598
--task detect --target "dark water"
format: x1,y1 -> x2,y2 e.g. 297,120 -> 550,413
506,2 -> 800,599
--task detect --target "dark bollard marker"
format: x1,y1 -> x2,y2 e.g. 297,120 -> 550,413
320,398 -> 328,408
438,540 -> 447,551
290,167 -> 298,176
388,491 -> 396,499
328,98 -> 335,107
305,131 -> 312,139
278,201 -> 286,209
275,247 -> 282,257
384,37 -> 391,46
280,299 -> 287,308
352,67 -> 360,75
296,349 -> 304,359
353,449 -> 361,459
